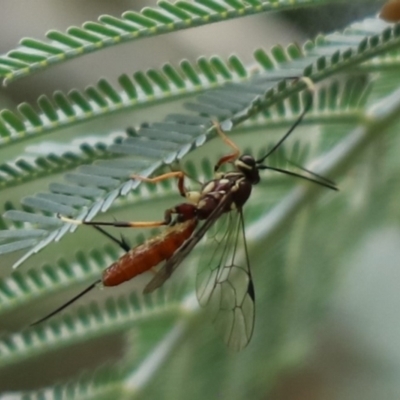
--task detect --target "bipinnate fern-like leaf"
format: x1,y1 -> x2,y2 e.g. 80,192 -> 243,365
2,79 -> 400,399
0,283 -> 188,370
1,15 -> 399,269
1,16 -> 400,151
0,55 -> 252,148
0,75 -> 368,197
0,0 -> 345,85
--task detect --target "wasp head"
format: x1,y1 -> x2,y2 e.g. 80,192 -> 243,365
235,155 -> 260,184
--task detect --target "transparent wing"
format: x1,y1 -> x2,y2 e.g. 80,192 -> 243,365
196,210 -> 255,351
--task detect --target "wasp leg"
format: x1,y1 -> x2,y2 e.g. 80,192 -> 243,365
170,162 -> 202,185
131,170 -> 201,206
212,121 -> 240,172
59,214 -> 167,228
131,171 -> 187,198
92,225 -> 131,252
58,210 -> 174,229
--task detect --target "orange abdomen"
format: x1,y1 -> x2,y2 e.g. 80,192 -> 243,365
102,219 -> 197,287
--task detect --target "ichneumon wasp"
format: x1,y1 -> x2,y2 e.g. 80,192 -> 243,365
33,79 -> 338,350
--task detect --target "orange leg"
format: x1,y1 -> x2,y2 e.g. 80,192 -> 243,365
212,121 -> 240,172
131,171 -> 187,197
59,214 -> 169,228
58,201 -> 182,229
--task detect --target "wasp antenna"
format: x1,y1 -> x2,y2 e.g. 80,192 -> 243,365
256,74 -> 301,82
258,165 -> 338,191
285,159 -> 336,186
256,78 -> 315,164
31,280 -> 100,326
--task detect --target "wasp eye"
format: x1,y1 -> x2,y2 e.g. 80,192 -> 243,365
239,155 -> 255,167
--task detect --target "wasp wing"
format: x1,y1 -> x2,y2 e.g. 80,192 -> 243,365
196,210 -> 255,351
143,192 -> 233,294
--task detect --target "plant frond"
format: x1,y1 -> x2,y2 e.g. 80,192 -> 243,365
2,5 -> 400,397
0,282 -> 187,370
2,81 -> 400,392
1,16 -> 396,267
0,362 -> 123,400
0,16 -> 396,150
0,140 -> 117,192
0,55 -> 253,149
0,322 -> 189,400
0,0 -> 342,85
0,166 -> 186,257
0,245 -> 117,320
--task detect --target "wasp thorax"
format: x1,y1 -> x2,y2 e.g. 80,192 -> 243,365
235,155 -> 260,184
